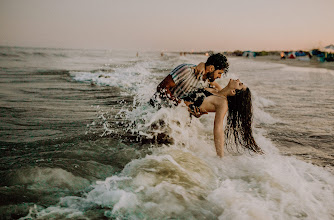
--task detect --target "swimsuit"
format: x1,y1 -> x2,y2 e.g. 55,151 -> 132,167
183,89 -> 214,116
183,88 -> 213,108
183,88 -> 226,116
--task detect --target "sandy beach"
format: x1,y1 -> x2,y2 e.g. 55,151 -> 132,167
247,55 -> 334,71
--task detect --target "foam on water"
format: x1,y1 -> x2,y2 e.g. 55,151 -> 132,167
28,140 -> 334,219
10,167 -> 90,191
27,54 -> 334,219
70,61 -> 158,96
29,99 -> 334,219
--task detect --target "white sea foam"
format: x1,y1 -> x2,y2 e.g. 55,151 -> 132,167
32,144 -> 334,219
12,167 -> 90,191
70,60 -> 160,97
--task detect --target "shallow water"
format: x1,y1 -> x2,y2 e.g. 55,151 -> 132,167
0,47 -> 333,219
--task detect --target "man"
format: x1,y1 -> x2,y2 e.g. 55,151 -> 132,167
150,53 -> 229,109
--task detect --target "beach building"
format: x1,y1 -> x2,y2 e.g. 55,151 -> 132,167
323,44 -> 334,62
323,44 -> 334,53
309,45 -> 334,62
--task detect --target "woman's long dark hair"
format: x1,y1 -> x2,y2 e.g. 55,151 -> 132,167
225,88 -> 263,154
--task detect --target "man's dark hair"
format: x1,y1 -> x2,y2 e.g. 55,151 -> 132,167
205,53 -> 229,73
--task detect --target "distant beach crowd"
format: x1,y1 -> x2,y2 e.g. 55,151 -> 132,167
172,44 -> 334,64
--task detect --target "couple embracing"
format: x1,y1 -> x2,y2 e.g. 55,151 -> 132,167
150,53 -> 263,157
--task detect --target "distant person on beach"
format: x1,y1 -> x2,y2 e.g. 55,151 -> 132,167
150,53 -> 229,114
183,79 -> 263,157
280,51 -> 286,59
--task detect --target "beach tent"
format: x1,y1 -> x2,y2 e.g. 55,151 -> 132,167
323,44 -> 334,53
288,52 -> 296,59
310,49 -> 322,56
242,51 -> 256,58
295,51 -> 306,57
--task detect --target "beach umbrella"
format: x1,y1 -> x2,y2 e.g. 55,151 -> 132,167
323,44 -> 334,53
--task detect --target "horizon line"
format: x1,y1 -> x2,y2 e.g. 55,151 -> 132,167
0,44 -> 329,53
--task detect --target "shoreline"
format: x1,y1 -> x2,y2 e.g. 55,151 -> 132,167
240,55 -> 334,71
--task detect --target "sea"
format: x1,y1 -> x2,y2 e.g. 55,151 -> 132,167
0,46 -> 333,220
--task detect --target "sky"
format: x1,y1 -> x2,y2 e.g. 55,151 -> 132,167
0,0 -> 333,51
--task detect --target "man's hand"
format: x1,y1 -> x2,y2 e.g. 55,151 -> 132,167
188,104 -> 208,118
183,101 -> 192,107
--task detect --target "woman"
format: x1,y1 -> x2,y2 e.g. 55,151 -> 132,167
183,79 -> 263,157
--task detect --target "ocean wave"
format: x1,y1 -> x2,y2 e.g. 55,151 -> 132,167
70,61 -> 161,97
0,52 -> 21,58
52,53 -> 68,58
31,52 -> 48,57
0,48 -> 73,59
7,167 -> 90,191
33,70 -> 70,75
26,145 -> 334,219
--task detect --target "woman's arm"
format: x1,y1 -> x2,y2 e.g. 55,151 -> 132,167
213,103 -> 228,157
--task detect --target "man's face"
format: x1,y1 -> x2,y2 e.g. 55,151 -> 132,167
207,69 -> 224,82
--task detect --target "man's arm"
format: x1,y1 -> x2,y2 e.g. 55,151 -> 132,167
213,103 -> 228,157
157,75 -> 180,105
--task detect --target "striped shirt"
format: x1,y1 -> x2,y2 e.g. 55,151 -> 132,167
170,64 -> 209,99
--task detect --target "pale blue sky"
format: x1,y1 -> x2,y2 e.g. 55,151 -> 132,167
0,0 -> 333,51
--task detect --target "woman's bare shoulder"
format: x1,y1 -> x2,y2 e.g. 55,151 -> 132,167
211,93 -> 227,103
